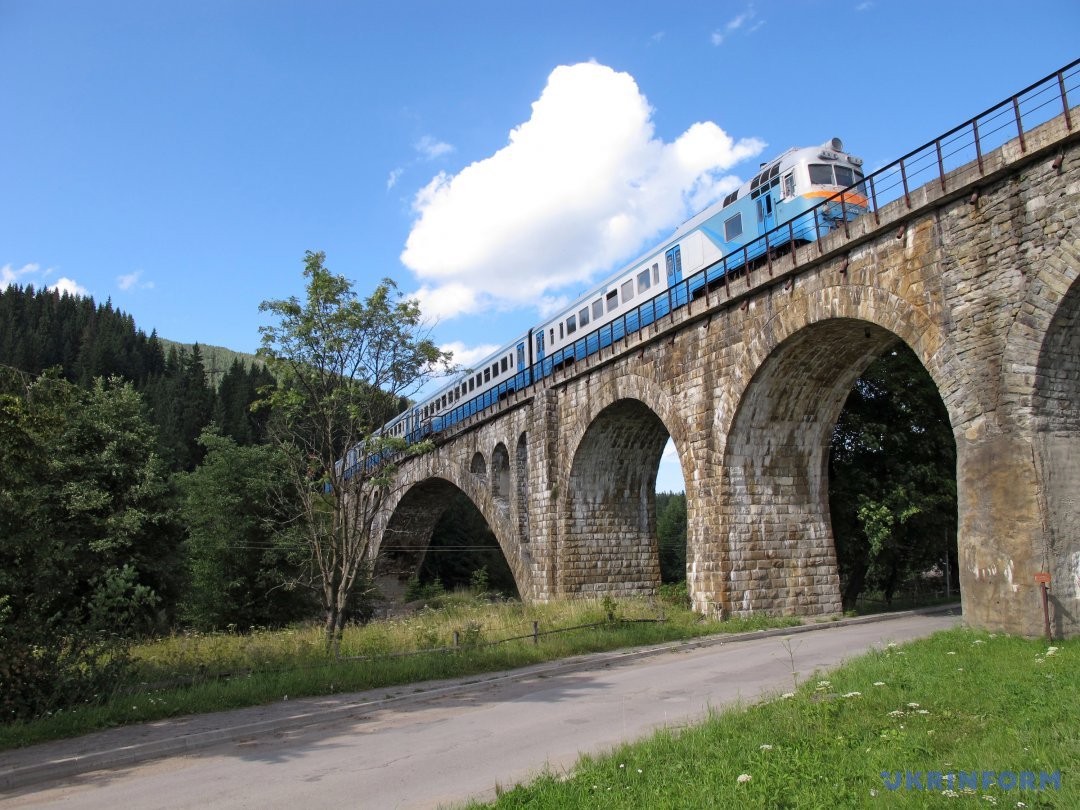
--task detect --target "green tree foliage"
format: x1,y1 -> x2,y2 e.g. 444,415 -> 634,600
418,491 -> 519,597
829,345 -> 957,608
257,251 -> 451,651
655,492 -> 687,583
0,371 -> 181,719
177,430 -> 316,631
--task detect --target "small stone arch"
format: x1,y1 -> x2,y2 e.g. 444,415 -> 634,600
470,451 -> 487,479
491,442 -> 511,506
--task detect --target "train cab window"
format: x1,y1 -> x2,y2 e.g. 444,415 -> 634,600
578,307 -> 590,327
606,289 -> 619,312
783,173 -> 795,198
637,268 -> 651,293
723,190 -> 739,207
592,299 -> 604,319
621,280 -> 634,302
724,212 -> 743,241
501,357 -> 508,373
652,263 -> 659,285
809,164 -> 835,185
834,165 -> 856,187
566,314 -> 576,335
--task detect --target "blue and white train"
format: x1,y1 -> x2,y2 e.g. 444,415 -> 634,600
364,138 -> 867,467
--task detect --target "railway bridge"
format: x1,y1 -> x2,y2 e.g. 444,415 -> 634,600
371,75 -> 1080,639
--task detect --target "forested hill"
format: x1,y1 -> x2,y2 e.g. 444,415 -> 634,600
0,283 -> 272,470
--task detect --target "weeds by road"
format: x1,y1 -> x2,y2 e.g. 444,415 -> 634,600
0,592 -> 799,751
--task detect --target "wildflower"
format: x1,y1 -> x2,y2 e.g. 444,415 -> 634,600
873,681 -> 886,687
619,764 -> 625,769
888,710 -> 905,717
907,702 -> 920,708
982,796 -> 997,805
842,691 -> 861,698
737,774 -> 752,784
917,709 -> 930,715
946,651 -> 957,655
781,692 -> 795,699
942,789 -> 959,797
870,788 -> 877,797
972,639 -> 985,645
637,769 -> 642,774
887,642 -> 898,648
759,744 -> 773,751
1046,646 -> 1058,656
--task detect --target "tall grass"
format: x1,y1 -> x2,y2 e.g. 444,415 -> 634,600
477,628 -> 1076,808
0,592 -> 799,751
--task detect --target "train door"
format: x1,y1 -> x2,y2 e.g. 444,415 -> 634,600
535,330 -> 545,362
516,341 -> 526,372
665,245 -> 683,285
757,189 -> 776,234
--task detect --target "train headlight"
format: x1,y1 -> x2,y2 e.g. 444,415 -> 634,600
829,137 -> 844,152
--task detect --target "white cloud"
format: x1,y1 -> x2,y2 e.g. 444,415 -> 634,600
2,262 -> 87,297
50,277 -> 90,297
117,270 -> 154,292
711,7 -> 759,45
439,340 -> 503,369
415,135 -> 454,160
387,168 -> 404,190
855,1 -> 873,10
401,62 -> 764,319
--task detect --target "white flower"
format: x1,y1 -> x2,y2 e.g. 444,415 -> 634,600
759,744 -> 773,750
907,702 -> 920,708
982,796 -> 997,805
946,651 -> 957,655
888,710 -> 905,717
942,789 -> 959,797
1046,647 -> 1058,656
887,642 -> 898,648
873,681 -> 886,687
972,639 -> 985,645
842,691 -> 861,698
917,709 -> 930,715
817,680 -> 831,687
737,773 -> 752,784
781,692 -> 795,699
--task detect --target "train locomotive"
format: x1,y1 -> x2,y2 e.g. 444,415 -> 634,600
355,138 -> 867,474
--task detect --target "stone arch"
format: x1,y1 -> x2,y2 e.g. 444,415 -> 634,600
557,376 -> 691,598
515,432 -> 529,542
491,442 -> 511,505
1033,270 -> 1080,638
372,454 -> 533,600
470,451 -> 487,479
712,283 -> 967,619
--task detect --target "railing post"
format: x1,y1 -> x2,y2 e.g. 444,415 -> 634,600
900,159 -> 912,207
868,174 -> 880,225
1059,70 -> 1073,131
973,119 -> 984,175
532,621 -> 539,644
1012,96 -> 1027,152
935,138 -> 947,193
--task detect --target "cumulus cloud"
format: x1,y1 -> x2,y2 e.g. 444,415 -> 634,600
117,270 -> 154,291
387,168 -> 404,190
50,277 -> 90,297
439,340 -> 503,369
400,62 -> 764,319
2,262 -> 88,297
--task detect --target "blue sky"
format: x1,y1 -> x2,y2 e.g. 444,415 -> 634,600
3,1 -> 1077,491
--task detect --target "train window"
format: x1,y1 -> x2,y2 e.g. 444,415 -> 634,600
491,362 -> 499,378
501,357 -> 508,373
783,173 -> 795,198
592,299 -> 604,319
723,190 -> 739,207
637,268 -> 651,293
474,373 -> 482,388
809,164 -> 834,185
549,328 -> 554,346
652,263 -> 659,285
559,322 -> 564,339
834,166 -> 856,187
483,369 -> 490,383
579,307 -> 590,327
469,377 -> 475,391
621,280 -> 634,302
566,314 -> 577,335
770,164 -> 779,179
725,212 -> 743,241
606,289 -> 619,312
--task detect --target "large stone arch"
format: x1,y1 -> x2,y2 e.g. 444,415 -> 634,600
556,374 -> 692,597
372,454 -> 533,600
708,282 -> 967,618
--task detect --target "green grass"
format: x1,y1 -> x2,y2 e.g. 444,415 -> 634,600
0,593 -> 800,751
475,628 -> 1076,809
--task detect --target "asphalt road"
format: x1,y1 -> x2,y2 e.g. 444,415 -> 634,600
2,611 -> 961,809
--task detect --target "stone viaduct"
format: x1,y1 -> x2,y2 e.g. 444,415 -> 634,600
371,109 -> 1080,639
